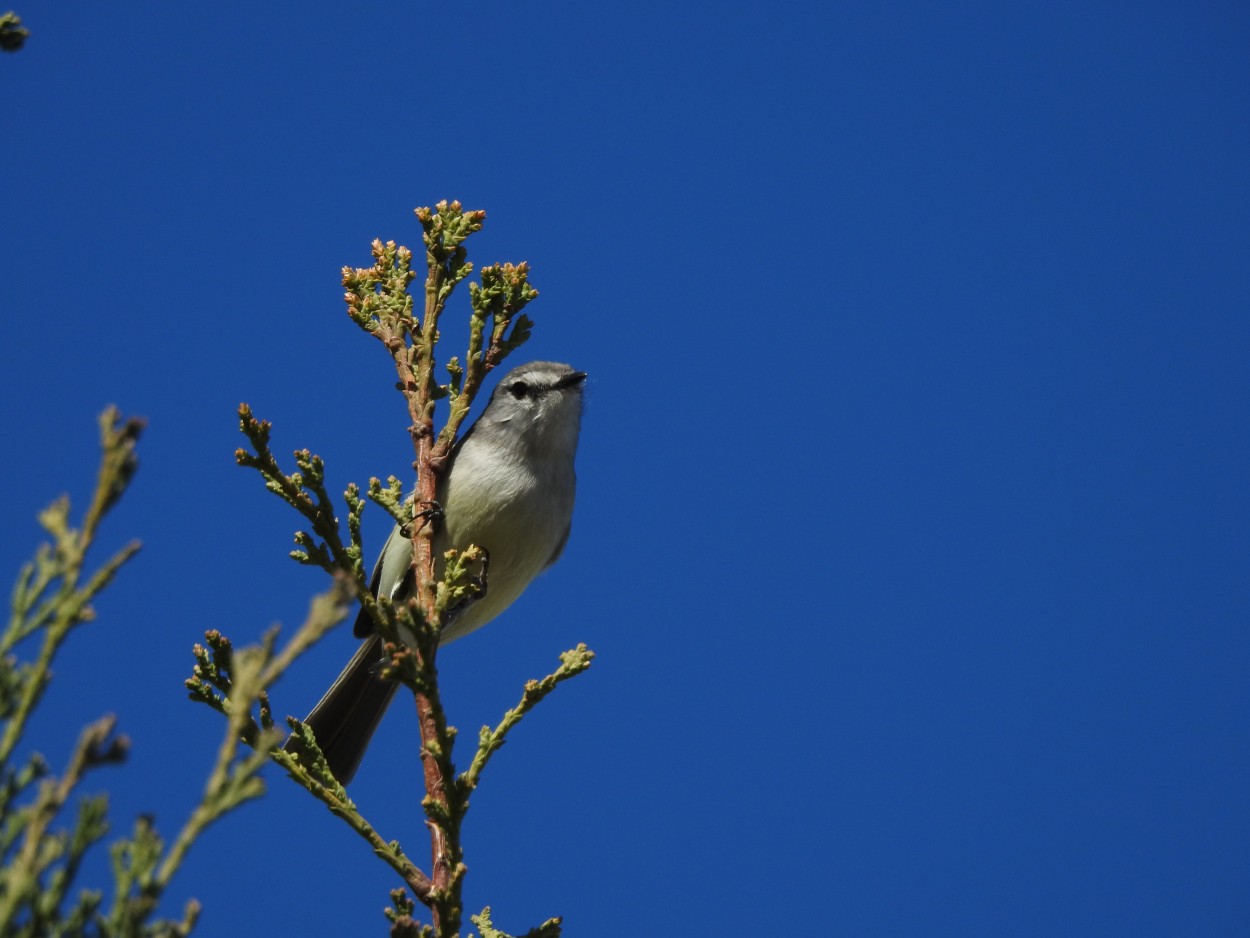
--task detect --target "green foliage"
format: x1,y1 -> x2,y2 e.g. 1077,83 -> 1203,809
199,201 -> 594,936
0,12 -> 27,52
470,906 -> 563,938
0,411 -> 358,937
0,202 -> 591,937
0,410 -> 207,936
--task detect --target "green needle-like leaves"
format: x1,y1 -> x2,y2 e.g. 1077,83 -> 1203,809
3,200 -> 594,937
205,201 -> 593,936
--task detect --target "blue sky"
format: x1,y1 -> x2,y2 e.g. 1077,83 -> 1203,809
3,2 -> 1249,935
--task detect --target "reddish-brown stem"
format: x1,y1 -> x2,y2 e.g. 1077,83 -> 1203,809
410,252 -> 451,930
360,213 -> 496,934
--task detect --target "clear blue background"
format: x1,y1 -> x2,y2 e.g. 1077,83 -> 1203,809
3,2 -> 1248,935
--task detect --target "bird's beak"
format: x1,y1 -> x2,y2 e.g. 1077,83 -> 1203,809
555,371 -> 588,390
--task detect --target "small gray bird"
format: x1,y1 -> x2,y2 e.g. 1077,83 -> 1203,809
292,361 -> 587,783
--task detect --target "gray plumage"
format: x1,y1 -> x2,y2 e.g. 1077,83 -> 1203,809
289,361 -> 586,783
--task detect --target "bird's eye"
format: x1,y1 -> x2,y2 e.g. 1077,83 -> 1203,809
508,381 -> 529,400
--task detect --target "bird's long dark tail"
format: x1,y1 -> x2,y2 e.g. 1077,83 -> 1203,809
284,633 -> 397,785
